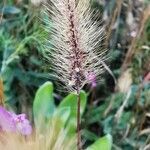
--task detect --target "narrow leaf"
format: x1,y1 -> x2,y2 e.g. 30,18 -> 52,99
58,91 -> 87,135
86,134 -> 112,150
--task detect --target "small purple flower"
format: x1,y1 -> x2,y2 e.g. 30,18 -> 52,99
13,114 -> 32,135
86,72 -> 97,88
0,106 -> 16,132
0,106 -> 32,135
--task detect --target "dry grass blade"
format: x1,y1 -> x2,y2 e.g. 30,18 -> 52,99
0,79 -> 4,106
121,6 -> 150,72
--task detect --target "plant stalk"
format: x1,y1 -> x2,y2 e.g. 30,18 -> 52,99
77,91 -> 81,150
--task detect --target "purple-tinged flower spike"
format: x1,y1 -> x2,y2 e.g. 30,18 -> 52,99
44,1 -> 106,149
44,0 -> 106,92
0,106 -> 32,135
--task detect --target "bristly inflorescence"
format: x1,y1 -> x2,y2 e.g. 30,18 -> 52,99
44,0 -> 106,92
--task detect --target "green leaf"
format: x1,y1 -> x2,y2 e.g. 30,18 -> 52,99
58,91 -> 87,135
0,6 -> 21,15
58,90 -> 87,118
33,82 -> 55,130
86,134 -> 112,150
83,129 -> 99,141
54,107 -> 71,128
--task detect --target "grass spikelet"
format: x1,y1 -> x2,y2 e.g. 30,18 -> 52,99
43,0 -> 107,149
44,0 -> 106,92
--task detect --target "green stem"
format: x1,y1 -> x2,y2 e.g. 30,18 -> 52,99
77,90 -> 81,150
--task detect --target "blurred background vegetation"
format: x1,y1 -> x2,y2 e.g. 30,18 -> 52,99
0,0 -> 150,149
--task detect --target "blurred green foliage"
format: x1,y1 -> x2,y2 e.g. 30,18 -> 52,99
0,0 -> 150,149
132,18 -> 150,84
0,1 -> 49,112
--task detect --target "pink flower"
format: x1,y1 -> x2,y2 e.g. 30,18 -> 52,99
86,72 -> 97,88
13,114 -> 32,135
0,106 -> 32,135
0,106 -> 16,132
